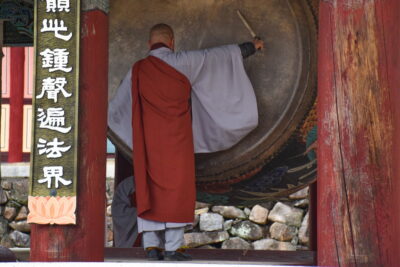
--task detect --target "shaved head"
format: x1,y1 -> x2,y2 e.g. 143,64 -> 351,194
149,23 -> 174,48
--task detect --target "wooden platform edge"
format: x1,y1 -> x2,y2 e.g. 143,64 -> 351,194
105,248 -> 316,266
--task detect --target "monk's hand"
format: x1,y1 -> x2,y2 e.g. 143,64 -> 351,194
253,38 -> 264,51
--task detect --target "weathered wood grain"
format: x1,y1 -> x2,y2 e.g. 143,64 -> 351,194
318,0 -> 400,266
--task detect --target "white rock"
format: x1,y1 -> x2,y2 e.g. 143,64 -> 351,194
184,231 -> 229,248
253,238 -> 278,250
3,206 -> 17,221
277,241 -> 297,251
15,206 -> 28,221
106,192 -> 113,205
229,220 -> 265,241
211,206 -> 246,219
195,207 -> 209,215
1,180 -> 12,190
9,231 -> 30,247
291,235 -> 299,246
196,202 -> 211,209
289,187 -> 309,199
268,202 -> 304,227
224,219 -> 233,231
0,234 -> 14,248
244,207 -> 251,217
249,205 -> 269,224
294,199 -> 309,208
199,213 -> 224,232
253,238 -> 296,251
9,220 -> 31,233
222,237 -> 252,249
107,228 -> 113,242
106,205 -> 112,216
269,222 -> 297,241
299,211 -> 309,245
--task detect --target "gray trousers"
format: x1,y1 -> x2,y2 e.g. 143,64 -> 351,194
142,227 -> 184,251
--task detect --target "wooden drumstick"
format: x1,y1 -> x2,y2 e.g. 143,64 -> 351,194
237,10 -> 260,40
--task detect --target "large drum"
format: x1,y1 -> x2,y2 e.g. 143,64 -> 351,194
109,0 -> 317,205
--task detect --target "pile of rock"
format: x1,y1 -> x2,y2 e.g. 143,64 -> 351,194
0,175 -> 310,252
105,179 -> 115,247
0,178 -> 30,248
184,187 -> 310,250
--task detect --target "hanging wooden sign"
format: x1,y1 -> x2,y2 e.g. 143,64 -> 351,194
28,0 -> 80,225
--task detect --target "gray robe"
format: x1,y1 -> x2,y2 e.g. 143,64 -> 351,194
109,44 -> 258,242
111,176 -> 138,247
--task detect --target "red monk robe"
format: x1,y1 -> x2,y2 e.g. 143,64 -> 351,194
131,55 -> 196,223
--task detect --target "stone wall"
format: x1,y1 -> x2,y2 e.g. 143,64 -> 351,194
0,177 -> 116,248
184,187 -> 310,250
1,176 -> 310,251
0,178 -> 30,248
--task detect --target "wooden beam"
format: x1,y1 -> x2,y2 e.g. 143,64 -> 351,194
8,47 -> 24,162
317,0 -> 400,266
30,9 -> 109,261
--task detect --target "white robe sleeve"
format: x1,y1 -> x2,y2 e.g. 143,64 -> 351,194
108,69 -> 133,150
157,45 -> 258,153
109,45 -> 258,154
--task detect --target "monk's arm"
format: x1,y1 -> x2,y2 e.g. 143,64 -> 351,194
239,38 -> 264,58
239,42 -> 256,58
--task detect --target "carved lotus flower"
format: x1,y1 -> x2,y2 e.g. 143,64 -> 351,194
28,196 -> 76,225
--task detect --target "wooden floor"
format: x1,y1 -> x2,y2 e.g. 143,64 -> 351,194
107,248 -> 316,265
9,248 -> 316,266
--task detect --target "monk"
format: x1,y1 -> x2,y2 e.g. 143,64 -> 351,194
109,23 -> 263,261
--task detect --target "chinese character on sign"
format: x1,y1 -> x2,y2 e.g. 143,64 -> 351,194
40,48 -> 72,72
41,19 -> 72,41
37,77 -> 72,103
37,107 -> 72,133
37,138 -> 71,158
46,0 -> 71,13
38,166 -> 72,188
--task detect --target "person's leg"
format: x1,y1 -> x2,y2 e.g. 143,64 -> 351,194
164,227 -> 191,261
164,227 -> 184,251
142,231 -> 164,260
142,231 -> 164,249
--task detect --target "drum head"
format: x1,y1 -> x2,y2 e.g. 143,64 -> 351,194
109,0 -> 317,205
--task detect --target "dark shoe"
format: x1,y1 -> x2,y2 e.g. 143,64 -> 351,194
164,250 -> 192,261
145,247 -> 163,261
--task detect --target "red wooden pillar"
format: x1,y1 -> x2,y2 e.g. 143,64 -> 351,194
384,0 -> 400,261
30,4 -> 109,261
318,0 -> 400,266
8,47 -> 24,162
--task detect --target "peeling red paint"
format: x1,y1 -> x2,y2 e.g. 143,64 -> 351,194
318,0 -> 399,266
